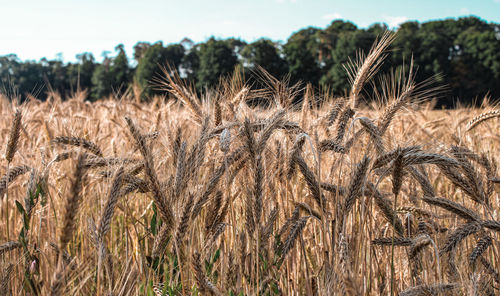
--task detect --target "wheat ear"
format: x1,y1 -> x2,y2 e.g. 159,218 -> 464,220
466,110 -> 500,131
125,117 -> 175,235
59,154 -> 86,250
399,283 -> 459,296
52,136 -> 103,157
5,108 -> 22,163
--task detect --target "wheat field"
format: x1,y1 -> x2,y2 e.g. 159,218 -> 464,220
1,34 -> 499,295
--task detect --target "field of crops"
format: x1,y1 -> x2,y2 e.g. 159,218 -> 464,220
0,35 -> 499,295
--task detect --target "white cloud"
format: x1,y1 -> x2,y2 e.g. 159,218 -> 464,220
384,16 -> 409,28
222,20 -> 235,26
276,0 -> 297,3
460,8 -> 470,14
322,13 -> 342,20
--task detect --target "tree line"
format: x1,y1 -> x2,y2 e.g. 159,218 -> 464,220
1,16 -> 499,107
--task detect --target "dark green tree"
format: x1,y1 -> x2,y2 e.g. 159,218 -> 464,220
134,42 -> 185,98
451,25 -> 500,101
90,46 -> 132,99
196,37 -> 238,89
318,20 -> 357,67
0,55 -> 50,100
321,29 -> 376,94
367,23 -> 389,35
224,38 -> 247,57
66,53 -> 96,95
91,56 -> 114,99
111,44 -> 131,92
283,27 -> 322,85
241,38 -> 287,78
133,42 -> 151,62
391,21 -> 421,66
181,44 -> 200,82
416,20 -> 455,86
1,17 -> 500,106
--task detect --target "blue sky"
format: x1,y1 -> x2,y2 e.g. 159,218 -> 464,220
1,0 -> 499,62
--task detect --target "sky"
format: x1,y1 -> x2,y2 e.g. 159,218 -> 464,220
0,0 -> 499,63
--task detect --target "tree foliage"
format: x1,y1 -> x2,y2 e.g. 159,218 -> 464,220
196,38 -> 239,89
1,16 -> 499,106
134,42 -> 185,98
241,38 -> 287,79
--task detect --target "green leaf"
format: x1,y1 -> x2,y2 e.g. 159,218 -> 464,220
259,252 -> 268,272
212,270 -> 219,283
205,258 -> 210,274
15,200 -> 25,215
150,203 -> 158,235
24,213 -> 30,230
272,282 -> 280,294
212,248 -> 221,264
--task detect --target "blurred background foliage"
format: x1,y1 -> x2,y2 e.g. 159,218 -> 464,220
1,16 -> 499,107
